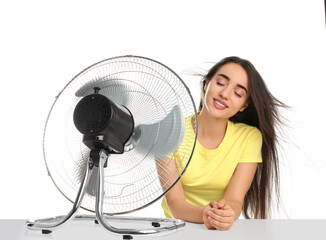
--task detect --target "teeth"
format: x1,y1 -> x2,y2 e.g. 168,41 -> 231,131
214,100 -> 226,108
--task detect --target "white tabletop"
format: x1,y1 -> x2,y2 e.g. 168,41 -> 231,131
1,218 -> 326,240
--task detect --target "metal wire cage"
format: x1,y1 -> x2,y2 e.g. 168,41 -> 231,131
26,55 -> 198,237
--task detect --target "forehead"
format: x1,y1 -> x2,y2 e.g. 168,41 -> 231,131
215,63 -> 249,87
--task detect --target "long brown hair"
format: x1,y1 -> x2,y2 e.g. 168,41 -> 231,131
199,56 -> 287,218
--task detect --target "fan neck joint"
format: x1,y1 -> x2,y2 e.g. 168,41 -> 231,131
90,149 -> 108,168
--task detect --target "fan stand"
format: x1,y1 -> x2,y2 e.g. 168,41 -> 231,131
26,149 -> 185,239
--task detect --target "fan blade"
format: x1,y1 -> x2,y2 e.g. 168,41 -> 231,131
75,79 -> 129,106
135,105 -> 185,158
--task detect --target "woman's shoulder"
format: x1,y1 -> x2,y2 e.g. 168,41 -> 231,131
229,121 -> 262,139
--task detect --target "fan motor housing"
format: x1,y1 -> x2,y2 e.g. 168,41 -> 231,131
73,93 -> 134,154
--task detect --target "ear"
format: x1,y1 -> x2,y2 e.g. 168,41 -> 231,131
204,80 -> 209,92
239,102 -> 248,112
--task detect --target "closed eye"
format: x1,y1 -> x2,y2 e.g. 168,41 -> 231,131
234,91 -> 242,98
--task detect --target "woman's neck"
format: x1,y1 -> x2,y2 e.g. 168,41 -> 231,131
197,109 -> 228,149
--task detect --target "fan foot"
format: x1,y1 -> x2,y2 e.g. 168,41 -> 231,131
123,235 -> 133,239
42,229 -> 52,234
152,222 -> 160,227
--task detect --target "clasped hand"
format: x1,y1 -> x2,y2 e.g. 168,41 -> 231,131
203,199 -> 235,230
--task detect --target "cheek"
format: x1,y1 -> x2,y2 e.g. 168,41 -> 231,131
233,98 -> 247,110
203,85 -> 213,100
204,93 -> 211,106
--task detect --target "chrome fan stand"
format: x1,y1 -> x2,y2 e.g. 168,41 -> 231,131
26,150 -> 185,238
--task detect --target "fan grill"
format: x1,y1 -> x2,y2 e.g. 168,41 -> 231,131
44,56 -> 197,214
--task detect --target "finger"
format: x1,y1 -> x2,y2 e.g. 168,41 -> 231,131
210,200 -> 218,208
207,210 -> 234,223
211,208 -> 234,218
208,216 -> 232,231
217,199 -> 227,209
209,218 -> 232,231
218,199 -> 227,205
208,213 -> 234,224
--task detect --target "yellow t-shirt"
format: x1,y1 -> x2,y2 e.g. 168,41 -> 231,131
161,120 -> 262,218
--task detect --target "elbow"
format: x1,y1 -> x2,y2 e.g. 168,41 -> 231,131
166,198 -> 185,219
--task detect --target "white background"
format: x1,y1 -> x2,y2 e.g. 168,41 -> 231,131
0,0 -> 325,220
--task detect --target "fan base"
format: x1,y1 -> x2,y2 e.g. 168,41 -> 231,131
26,149 -> 185,237
27,214 -> 185,237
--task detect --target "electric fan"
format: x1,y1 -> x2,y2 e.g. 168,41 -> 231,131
26,55 -> 198,238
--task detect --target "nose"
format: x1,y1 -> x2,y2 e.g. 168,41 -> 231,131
219,86 -> 232,100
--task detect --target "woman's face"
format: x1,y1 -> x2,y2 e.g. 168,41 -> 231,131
203,62 -> 249,120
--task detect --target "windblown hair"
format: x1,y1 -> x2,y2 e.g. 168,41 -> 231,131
199,56 -> 287,218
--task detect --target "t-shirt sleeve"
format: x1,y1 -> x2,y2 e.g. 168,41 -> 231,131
239,128 -> 263,163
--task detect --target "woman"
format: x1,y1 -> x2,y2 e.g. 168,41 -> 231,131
161,56 -> 286,230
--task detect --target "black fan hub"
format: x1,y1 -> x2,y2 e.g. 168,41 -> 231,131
74,94 -> 112,134
73,93 -> 134,154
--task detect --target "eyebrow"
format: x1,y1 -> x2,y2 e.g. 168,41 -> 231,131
217,74 -> 248,93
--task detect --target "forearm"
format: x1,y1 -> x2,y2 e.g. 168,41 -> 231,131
167,198 -> 204,223
224,199 -> 242,220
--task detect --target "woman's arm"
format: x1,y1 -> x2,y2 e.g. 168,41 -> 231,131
164,180 -> 205,223
157,158 -> 258,228
206,162 -> 258,230
164,172 -> 219,228
156,157 -> 205,223
224,162 -> 258,219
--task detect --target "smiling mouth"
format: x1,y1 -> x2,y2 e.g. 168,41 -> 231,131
214,99 -> 228,108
